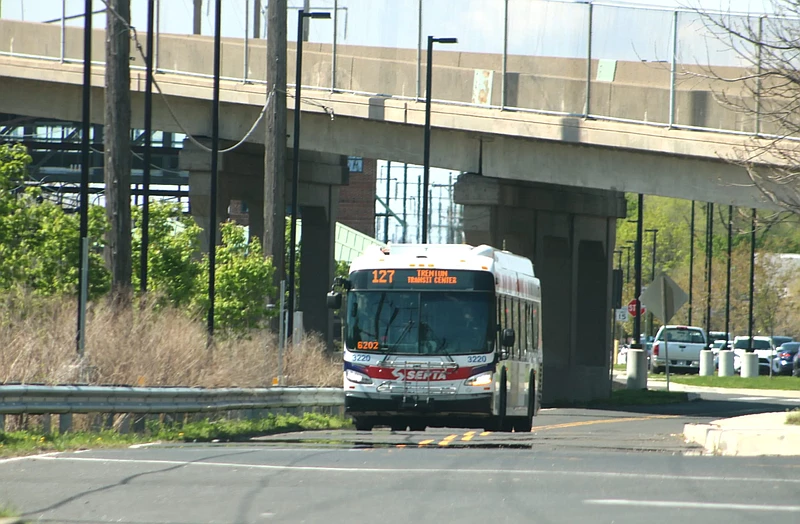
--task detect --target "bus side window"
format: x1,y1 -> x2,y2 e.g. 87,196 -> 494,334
524,303 -> 531,356
520,300 -> 525,356
497,296 -> 504,350
532,303 -> 539,350
516,298 -> 522,359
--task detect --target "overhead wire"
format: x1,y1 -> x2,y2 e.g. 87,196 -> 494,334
100,0 -> 335,154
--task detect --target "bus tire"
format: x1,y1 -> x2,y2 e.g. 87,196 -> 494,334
493,368 -> 512,432
353,417 -> 374,431
514,371 -> 535,433
409,419 -> 427,432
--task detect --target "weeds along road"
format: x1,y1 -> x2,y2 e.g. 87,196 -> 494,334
1,394 -> 799,524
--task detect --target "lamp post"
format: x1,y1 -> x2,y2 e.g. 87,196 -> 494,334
623,245 -> 633,283
287,9 -> 331,339
645,228 -> 658,337
421,35 -> 458,244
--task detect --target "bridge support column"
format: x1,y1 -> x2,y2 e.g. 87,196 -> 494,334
182,142 -> 347,346
294,152 -> 347,347
454,174 -> 626,405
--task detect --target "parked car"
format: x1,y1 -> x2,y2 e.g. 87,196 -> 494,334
650,325 -> 707,374
709,331 -> 732,348
732,336 -> 780,375
711,339 -> 732,369
775,342 -> 800,376
771,335 -> 795,349
794,350 -> 800,377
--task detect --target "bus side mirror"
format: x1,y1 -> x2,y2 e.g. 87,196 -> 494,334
501,328 -> 515,349
327,292 -> 342,310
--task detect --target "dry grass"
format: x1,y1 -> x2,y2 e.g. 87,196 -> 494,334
0,291 -> 341,387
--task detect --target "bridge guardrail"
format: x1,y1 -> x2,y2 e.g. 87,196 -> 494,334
0,1 -> 783,137
0,385 -> 345,432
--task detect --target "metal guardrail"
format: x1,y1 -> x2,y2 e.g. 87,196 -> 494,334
0,385 -> 344,424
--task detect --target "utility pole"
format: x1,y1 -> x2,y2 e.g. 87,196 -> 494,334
264,0 -> 287,293
105,0 -> 133,305
193,0 -> 202,34
253,0 -> 261,38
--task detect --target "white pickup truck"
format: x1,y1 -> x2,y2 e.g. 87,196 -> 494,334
650,325 -> 708,374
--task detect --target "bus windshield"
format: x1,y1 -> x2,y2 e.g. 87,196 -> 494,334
345,291 -> 494,355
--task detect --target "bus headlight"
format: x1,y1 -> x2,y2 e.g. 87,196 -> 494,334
345,369 -> 373,384
465,372 -> 493,387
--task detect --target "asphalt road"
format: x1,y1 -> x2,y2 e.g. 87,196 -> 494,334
1,392 -> 799,524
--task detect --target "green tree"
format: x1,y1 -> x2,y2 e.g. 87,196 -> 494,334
193,221 -> 277,332
132,202 -> 203,308
0,143 -> 109,296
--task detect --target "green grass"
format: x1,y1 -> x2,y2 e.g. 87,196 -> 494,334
787,410 -> 800,426
664,374 -> 800,391
553,388 -> 690,408
0,504 -> 23,522
0,413 -> 352,458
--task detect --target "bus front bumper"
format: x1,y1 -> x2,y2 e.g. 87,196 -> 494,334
345,392 -> 493,416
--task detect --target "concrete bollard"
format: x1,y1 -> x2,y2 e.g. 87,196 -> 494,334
626,349 -> 648,390
59,413 -> 72,433
699,350 -> 714,376
718,350 -> 735,377
741,352 -> 759,378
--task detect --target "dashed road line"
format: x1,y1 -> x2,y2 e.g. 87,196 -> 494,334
534,415 -> 677,432
461,431 -> 476,442
438,434 -> 458,446
585,499 -> 800,512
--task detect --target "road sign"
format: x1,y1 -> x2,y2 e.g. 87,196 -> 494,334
640,271 -> 687,323
626,299 -> 645,316
615,308 -> 629,322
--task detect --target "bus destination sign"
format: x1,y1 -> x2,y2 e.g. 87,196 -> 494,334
406,269 -> 457,285
351,269 -> 493,291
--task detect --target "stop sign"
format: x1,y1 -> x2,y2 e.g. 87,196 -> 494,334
627,299 -> 646,316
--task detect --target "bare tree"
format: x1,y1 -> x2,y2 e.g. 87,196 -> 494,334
696,2 -> 800,213
104,0 -> 133,304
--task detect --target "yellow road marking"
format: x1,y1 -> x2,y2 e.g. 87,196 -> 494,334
461,431 -> 476,442
438,434 -> 458,446
418,439 -> 435,447
396,444 -> 406,449
480,431 -> 491,436
534,415 -> 677,432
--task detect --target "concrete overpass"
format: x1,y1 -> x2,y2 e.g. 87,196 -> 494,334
0,19 -> 786,403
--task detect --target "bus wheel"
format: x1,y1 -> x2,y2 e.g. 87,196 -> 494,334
353,417 -> 374,431
514,371 -> 535,433
409,419 -> 427,432
493,369 -> 511,432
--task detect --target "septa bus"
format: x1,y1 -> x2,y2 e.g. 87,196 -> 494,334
327,243 -> 543,432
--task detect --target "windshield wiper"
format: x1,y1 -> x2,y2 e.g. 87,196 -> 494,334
389,319 -> 415,350
436,338 -> 456,365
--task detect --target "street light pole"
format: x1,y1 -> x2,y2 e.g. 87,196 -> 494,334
287,9 -> 330,339
646,229 -> 658,282
645,228 -> 658,338
632,194 -> 644,348
421,35 -> 457,244
688,201 -> 695,324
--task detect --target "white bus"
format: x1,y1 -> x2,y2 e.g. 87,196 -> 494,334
327,243 -> 543,432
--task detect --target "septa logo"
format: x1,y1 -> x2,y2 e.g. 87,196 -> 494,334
393,369 -> 449,381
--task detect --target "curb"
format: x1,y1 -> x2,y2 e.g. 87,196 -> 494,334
0,518 -> 25,524
683,413 -> 800,456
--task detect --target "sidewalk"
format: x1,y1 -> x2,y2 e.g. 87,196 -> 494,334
613,371 -> 800,456
683,412 -> 800,456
